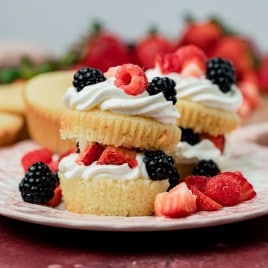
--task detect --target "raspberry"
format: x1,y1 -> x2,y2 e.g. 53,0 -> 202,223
180,127 -> 200,145
192,159 -> 220,177
114,64 -> 148,95
206,57 -> 236,93
205,174 -> 241,206
19,162 -> 58,204
200,133 -> 225,154
73,67 -> 106,92
143,150 -> 179,190
147,77 -> 177,104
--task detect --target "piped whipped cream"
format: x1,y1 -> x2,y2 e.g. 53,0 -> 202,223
170,136 -> 232,167
59,153 -> 150,181
146,68 -> 242,112
63,77 -> 179,124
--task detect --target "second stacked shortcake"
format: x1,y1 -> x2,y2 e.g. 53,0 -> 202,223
59,64 -> 181,216
146,45 -> 243,178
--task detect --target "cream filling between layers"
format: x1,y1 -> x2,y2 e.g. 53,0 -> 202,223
146,68 -> 242,112
170,137 -> 232,167
59,153 -> 150,181
63,77 -> 179,124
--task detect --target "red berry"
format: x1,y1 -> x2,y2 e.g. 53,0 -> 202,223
114,64 -> 148,95
80,31 -> 130,72
205,174 -> 241,206
47,160 -> 59,173
175,45 -> 207,78
155,52 -> 181,74
179,20 -> 222,55
21,148 -> 53,172
189,185 -> 222,211
200,133 -> 225,154
221,171 -> 256,202
154,182 -> 197,218
185,175 -> 209,193
76,143 -> 104,166
46,186 -> 62,208
134,32 -> 175,70
97,146 -> 138,168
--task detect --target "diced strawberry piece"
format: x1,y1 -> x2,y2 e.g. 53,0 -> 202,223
97,146 -> 138,168
47,160 -> 59,173
114,64 -> 148,95
175,45 -> 207,78
21,148 -> 53,172
200,133 -> 225,154
155,52 -> 181,74
189,185 -> 222,211
205,174 -> 241,206
76,143 -> 104,166
46,186 -> 62,208
154,182 -> 197,218
185,175 -> 209,193
221,171 -> 256,202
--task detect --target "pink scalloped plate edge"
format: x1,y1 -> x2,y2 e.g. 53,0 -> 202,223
0,123 -> 268,232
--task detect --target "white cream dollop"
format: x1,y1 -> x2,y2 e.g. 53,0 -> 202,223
63,77 -> 179,124
170,137 -> 232,169
59,153 -> 149,181
146,68 -> 242,112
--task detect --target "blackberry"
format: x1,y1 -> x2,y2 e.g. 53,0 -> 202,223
73,67 -> 106,92
19,162 -> 58,204
143,150 -> 179,190
147,77 -> 177,104
206,57 -> 236,93
180,127 -> 200,145
192,159 -> 220,177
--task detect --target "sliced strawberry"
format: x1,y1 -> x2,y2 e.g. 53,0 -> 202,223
114,64 -> 148,95
200,133 -> 225,154
189,185 -> 222,211
76,143 -> 104,166
185,175 -> 209,193
154,182 -> 197,218
21,148 -> 53,172
46,186 -> 62,208
205,174 -> 241,206
154,52 -> 181,74
97,146 -> 138,168
175,45 -> 207,78
221,171 -> 256,202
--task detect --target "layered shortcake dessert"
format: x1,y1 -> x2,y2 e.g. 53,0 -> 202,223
146,45 -> 242,177
59,64 -> 181,216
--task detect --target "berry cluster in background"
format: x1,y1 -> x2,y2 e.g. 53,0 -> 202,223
1,16 -> 268,117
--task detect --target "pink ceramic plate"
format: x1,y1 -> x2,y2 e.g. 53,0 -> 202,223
1,123 -> 268,232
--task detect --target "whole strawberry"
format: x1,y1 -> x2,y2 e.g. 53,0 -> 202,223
134,28 -> 175,70
178,19 -> 222,55
77,22 -> 130,72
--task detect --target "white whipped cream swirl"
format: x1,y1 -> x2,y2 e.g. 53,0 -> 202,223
63,77 -> 179,124
146,68 -> 242,112
59,153 -> 150,181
